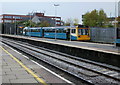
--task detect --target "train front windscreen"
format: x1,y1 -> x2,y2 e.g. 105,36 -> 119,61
78,29 -> 89,35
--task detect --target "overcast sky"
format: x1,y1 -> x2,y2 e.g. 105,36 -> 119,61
0,0 -> 119,24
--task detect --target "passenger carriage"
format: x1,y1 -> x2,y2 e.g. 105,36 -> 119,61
23,27 -> 43,37
23,25 -> 90,41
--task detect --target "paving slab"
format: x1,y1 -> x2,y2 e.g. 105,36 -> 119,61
10,78 -> 38,83
15,73 -> 34,79
2,75 -> 17,80
0,76 -> 1,83
2,79 -> 11,83
1,45 -> 39,84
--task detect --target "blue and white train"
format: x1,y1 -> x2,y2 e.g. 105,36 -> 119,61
23,25 -> 90,41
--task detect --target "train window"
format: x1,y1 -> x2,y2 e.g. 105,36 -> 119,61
45,29 -> 47,32
48,29 -> 52,32
46,29 -> 49,32
62,29 -> 64,33
56,29 -> 58,33
59,29 -> 63,33
78,29 -> 89,35
47,29 -> 49,32
31,29 -> 37,32
78,29 -> 84,35
50,29 -> 53,32
48,29 -> 50,32
58,29 -> 60,33
38,29 -> 40,32
44,29 -> 46,32
78,29 -> 81,35
53,29 -> 55,32
85,29 -> 88,35
71,29 -> 76,33
26,29 -> 30,32
62,29 -> 65,33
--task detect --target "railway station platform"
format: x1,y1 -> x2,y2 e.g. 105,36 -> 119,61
0,42 -> 72,84
0,34 -> 120,68
0,34 -> 119,55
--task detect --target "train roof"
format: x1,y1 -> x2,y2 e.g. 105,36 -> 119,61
23,26 -> 76,30
23,27 -> 41,30
43,26 -> 76,29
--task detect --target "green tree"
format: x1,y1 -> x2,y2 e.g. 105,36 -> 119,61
117,16 -> 120,27
39,21 -> 50,27
89,9 -> 98,27
17,20 -> 51,27
83,9 -> 108,27
17,20 -> 36,27
83,12 -> 90,26
98,9 -> 108,27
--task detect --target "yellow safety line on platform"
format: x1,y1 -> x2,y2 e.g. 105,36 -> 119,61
0,46 -> 47,85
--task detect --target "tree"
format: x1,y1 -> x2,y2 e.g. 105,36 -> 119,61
89,9 -> 98,27
64,18 -> 72,26
73,18 -> 79,26
39,21 -> 50,27
82,12 -> 90,26
98,9 -> 108,27
83,9 -> 108,27
64,18 -> 79,26
117,16 -> 120,27
16,20 -> 50,27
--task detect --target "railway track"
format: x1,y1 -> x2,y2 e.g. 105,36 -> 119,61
2,38 -> 120,85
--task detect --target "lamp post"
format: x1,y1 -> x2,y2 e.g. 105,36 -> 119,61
70,20 -> 74,41
10,27 -> 11,35
14,17 -> 16,35
114,1 -> 117,47
29,12 -> 34,37
54,4 -> 59,41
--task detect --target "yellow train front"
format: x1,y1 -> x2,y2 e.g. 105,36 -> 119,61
71,25 -> 90,41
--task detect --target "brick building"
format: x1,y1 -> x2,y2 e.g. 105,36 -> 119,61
0,12 -> 63,34
0,12 -> 62,26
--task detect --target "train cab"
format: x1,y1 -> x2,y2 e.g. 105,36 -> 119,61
70,25 -> 90,40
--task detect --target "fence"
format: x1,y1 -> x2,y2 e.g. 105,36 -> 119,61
90,28 -> 115,43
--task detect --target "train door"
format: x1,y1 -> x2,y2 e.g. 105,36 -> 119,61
42,28 -> 44,38
66,29 -> 70,40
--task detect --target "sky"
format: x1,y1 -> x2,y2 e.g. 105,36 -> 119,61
0,0 -> 119,24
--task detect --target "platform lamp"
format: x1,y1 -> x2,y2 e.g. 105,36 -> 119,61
54,4 -> 59,41
29,11 -> 34,37
114,1 -> 117,47
13,16 -> 16,35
